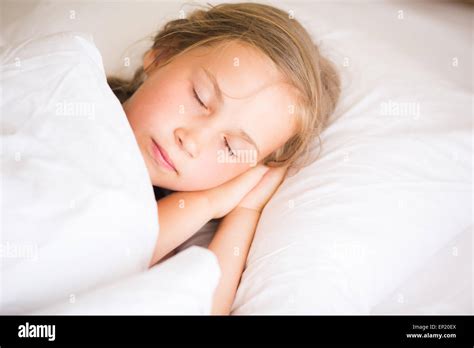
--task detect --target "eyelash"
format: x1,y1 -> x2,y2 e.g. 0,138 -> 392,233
224,137 -> 236,157
193,87 -> 207,109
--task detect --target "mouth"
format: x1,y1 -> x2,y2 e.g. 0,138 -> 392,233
150,138 -> 178,173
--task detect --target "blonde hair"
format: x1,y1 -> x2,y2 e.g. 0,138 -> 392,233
108,2 -> 341,172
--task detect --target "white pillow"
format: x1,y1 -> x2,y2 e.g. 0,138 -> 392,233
0,31 -> 159,313
231,1 -> 472,314
0,0 -> 183,79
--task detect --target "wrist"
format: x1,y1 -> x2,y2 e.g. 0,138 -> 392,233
217,206 -> 261,227
204,189 -> 215,219
231,206 -> 262,216
204,188 -> 221,220
236,201 -> 265,214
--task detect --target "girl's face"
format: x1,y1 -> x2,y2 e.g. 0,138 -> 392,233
124,40 -> 297,191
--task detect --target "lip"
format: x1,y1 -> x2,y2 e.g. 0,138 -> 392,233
150,139 -> 177,173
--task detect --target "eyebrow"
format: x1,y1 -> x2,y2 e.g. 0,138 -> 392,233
201,67 -> 261,157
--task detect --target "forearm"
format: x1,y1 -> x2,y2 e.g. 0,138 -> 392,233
208,207 -> 261,315
149,191 -> 213,267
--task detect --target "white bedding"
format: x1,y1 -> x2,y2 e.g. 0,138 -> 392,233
33,246 -> 220,315
0,31 -> 220,315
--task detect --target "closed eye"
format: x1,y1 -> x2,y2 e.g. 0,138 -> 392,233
193,87 -> 207,109
224,137 -> 236,157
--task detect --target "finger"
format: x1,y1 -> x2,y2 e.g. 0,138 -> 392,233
237,166 -> 289,212
223,164 -> 269,193
263,166 -> 289,183
208,164 -> 271,218
255,167 -> 288,196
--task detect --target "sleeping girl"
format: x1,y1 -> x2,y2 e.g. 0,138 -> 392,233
107,2 -> 340,314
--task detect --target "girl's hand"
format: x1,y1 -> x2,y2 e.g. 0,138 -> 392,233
237,166 -> 289,213
206,164 -> 270,219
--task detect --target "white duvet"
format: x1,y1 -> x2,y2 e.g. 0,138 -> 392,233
0,32 -> 221,314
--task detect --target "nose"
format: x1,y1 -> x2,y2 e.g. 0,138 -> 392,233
174,128 -> 199,158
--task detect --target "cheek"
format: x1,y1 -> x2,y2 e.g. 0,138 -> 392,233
142,95 -> 175,126
131,77 -> 185,127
